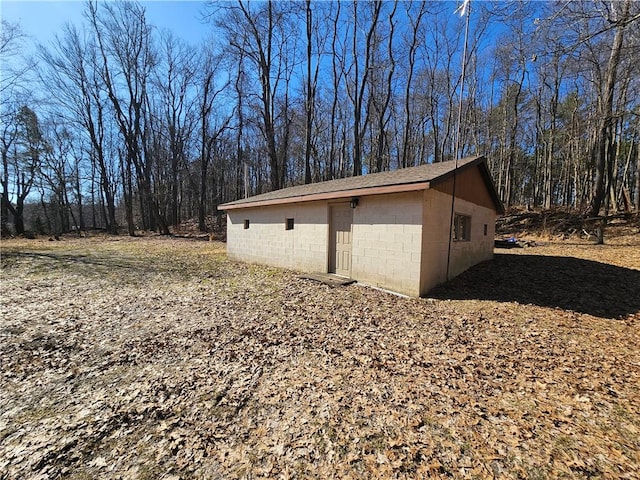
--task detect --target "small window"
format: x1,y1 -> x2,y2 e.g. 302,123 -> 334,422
484,224 -> 488,236
454,214 -> 471,241
244,219 -> 250,229
286,218 -> 294,230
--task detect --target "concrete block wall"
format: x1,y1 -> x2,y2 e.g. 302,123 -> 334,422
226,185 -> 496,298
226,202 -> 328,272
448,198 -> 496,279
420,189 -> 495,295
351,192 -> 423,297
420,189 -> 453,295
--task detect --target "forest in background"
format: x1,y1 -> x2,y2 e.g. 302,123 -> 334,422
1,0 -> 639,237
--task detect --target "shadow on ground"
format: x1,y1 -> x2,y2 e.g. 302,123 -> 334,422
429,253 -> 640,319
1,249 -> 229,281
1,251 -> 142,271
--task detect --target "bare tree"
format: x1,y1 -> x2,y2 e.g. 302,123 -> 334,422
327,0 -> 345,180
303,0 -> 316,184
347,0 -> 382,176
3,0 -> 640,233
39,24 -> 119,233
400,1 -> 427,168
419,7 -> 464,164
196,47 -> 230,231
88,0 -> 170,235
152,31 -> 197,226
37,118 -> 85,235
216,0 -> 295,191
1,104 -> 20,236
1,20 -> 29,235
0,20 -> 32,97
2,106 -> 45,235
588,0 -> 634,216
369,1 -> 397,173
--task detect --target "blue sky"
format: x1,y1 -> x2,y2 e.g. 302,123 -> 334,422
1,1 -> 212,48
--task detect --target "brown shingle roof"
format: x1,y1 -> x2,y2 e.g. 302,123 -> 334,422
219,155 -> 503,213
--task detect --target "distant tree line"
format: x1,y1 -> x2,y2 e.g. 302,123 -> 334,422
1,0 -> 639,236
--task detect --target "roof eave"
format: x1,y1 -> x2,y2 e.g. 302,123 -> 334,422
218,181 -> 432,211
219,155 -> 505,214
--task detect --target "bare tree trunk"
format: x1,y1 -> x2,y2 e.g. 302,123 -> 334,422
589,0 -> 631,216
198,66 -> 215,232
373,1 -> 397,173
401,2 -> 426,169
349,1 -> 381,177
328,0 -> 342,180
635,132 -> 640,211
304,0 -> 313,184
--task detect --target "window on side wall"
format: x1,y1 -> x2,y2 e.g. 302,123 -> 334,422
286,218 -> 294,230
454,214 -> 471,241
244,219 -> 250,229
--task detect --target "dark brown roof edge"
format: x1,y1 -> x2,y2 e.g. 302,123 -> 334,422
219,181 -> 431,210
479,161 -> 505,215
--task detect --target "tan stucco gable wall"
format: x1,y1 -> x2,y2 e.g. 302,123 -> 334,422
351,192 -> 423,297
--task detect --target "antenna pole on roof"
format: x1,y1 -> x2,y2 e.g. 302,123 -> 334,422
446,0 -> 471,282
244,162 -> 249,199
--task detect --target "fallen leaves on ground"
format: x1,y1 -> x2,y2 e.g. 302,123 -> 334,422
1,235 -> 639,479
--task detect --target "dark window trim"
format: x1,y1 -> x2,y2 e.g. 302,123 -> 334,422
286,218 -> 294,230
453,213 -> 471,241
244,219 -> 250,229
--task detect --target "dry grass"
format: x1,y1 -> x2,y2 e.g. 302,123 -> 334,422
1,233 -> 639,479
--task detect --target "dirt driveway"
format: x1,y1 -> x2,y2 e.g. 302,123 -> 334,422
1,235 -> 639,479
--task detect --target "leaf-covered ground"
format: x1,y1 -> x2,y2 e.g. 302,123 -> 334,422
1,234 -> 639,479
